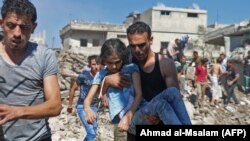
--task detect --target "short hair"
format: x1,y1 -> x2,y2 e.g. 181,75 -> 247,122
87,55 -> 99,64
126,21 -> 151,39
227,59 -> 233,64
177,66 -> 183,73
1,0 -> 37,23
201,58 -> 208,64
193,51 -> 198,55
216,57 -> 222,64
100,38 -> 129,66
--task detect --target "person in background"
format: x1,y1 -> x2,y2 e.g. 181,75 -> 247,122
220,53 -> 227,72
224,60 -> 240,107
243,50 -> 250,94
67,55 -> 101,141
0,0 -> 61,140
102,21 -> 191,141
210,57 -> 225,106
177,34 -> 189,61
219,53 -> 229,98
167,38 -> 180,61
188,51 -> 201,90
189,51 -> 201,68
194,58 -> 209,108
177,66 -> 186,96
180,55 -> 188,75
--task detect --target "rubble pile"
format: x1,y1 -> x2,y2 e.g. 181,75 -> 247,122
49,50 -> 250,141
57,50 -> 88,98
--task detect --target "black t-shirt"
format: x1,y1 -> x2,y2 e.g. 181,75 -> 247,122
132,53 -> 166,101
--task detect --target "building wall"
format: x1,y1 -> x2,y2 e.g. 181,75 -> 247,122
139,6 -> 207,52
30,30 -> 47,47
150,7 -> 207,34
60,5 -> 207,54
230,35 -> 248,51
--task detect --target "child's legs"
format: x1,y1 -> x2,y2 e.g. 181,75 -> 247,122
114,124 -> 127,141
131,87 -> 191,125
129,101 -> 181,135
155,87 -> 191,124
195,82 -> 202,106
201,83 -> 208,101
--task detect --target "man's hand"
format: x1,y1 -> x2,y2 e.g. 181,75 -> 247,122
227,81 -> 233,86
0,104 -> 19,125
144,115 -> 161,125
67,107 -> 73,113
105,73 -> 130,88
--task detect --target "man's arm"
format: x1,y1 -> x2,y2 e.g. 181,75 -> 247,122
67,81 -> 79,113
228,73 -> 240,86
103,72 -> 130,89
0,75 -> 62,125
160,56 -> 179,89
84,84 -> 100,124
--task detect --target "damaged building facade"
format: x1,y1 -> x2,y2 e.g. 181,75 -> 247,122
205,20 -> 250,57
59,4 -> 207,56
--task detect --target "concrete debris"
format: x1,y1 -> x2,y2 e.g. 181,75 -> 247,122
49,50 -> 250,141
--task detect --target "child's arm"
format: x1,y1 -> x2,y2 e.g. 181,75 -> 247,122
118,71 -> 142,132
84,84 -> 100,124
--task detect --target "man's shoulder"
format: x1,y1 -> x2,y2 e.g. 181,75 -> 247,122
158,54 -> 176,73
28,42 -> 54,55
80,70 -> 90,76
159,53 -> 174,64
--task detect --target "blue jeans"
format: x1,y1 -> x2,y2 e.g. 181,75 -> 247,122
77,104 -> 98,141
225,83 -> 239,105
129,87 -> 191,134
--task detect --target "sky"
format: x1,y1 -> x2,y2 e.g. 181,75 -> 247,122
1,0 -> 250,48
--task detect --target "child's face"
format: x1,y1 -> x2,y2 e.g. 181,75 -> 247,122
104,53 -> 123,74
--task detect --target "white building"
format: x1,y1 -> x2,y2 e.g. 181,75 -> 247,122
30,30 -> 47,47
60,4 -> 207,55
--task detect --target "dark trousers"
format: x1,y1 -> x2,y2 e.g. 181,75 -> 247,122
127,132 -> 136,141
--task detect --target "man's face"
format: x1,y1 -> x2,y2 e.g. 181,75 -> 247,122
181,57 -> 186,64
220,54 -> 225,59
89,59 -> 100,74
128,32 -> 152,62
0,12 -> 36,51
193,53 -> 198,59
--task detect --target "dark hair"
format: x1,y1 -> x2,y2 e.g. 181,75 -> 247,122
100,38 -> 129,66
216,57 -> 222,64
177,66 -> 183,73
201,58 -> 208,64
88,55 -> 99,64
1,0 -> 37,23
126,21 -> 151,39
